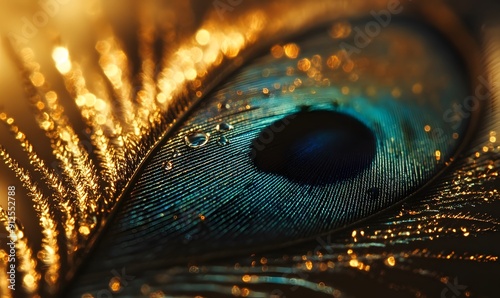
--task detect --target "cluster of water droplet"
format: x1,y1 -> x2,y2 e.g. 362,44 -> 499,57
161,149 -> 181,172
215,122 -> 233,146
183,122 -> 234,149
161,122 -> 234,172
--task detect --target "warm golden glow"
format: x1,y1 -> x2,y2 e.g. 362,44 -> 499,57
329,21 -> 352,39
231,285 -> 241,296
305,260 -> 313,270
284,43 -> 300,59
435,150 -> 441,161
109,277 -> 121,292
196,29 -> 211,46
386,256 -> 396,267
30,72 -> 45,87
349,259 -> 359,267
341,86 -> 350,95
0,249 -> 12,298
52,47 -> 72,74
391,87 -> 402,98
297,58 -> 311,71
0,206 -> 41,294
412,83 -> 423,94
327,55 -> 341,69
78,226 -> 90,236
271,45 -> 284,58
1,1 -> 497,297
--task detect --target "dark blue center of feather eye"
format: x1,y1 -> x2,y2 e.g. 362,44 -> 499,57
251,110 -> 376,185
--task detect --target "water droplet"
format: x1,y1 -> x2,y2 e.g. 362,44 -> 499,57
217,136 -> 230,146
216,122 -> 234,133
172,149 -> 181,157
185,131 -> 210,148
162,160 -> 173,171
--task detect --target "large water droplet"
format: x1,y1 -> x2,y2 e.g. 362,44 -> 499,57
185,131 -> 210,148
216,122 -> 234,133
251,110 -> 376,185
